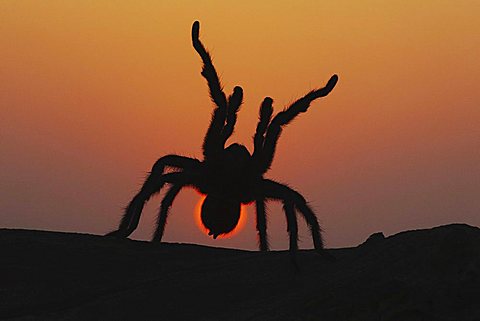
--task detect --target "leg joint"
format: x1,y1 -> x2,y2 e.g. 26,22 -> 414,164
152,155 -> 175,172
290,191 -> 307,205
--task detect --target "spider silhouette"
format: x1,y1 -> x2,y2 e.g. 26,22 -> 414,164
107,21 -> 338,259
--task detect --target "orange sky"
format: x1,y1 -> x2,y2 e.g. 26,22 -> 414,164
1,1 -> 479,250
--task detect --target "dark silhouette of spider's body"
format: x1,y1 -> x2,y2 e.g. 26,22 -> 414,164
107,21 -> 338,258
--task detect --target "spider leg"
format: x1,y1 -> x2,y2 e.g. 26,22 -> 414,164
202,105 -> 227,160
192,21 -> 227,114
255,180 -> 300,267
255,198 -> 269,251
259,179 -> 325,252
106,156 -> 199,238
220,86 -> 244,145
256,75 -> 338,174
151,183 -> 185,242
106,172 -> 164,238
284,200 -> 299,270
252,97 -> 273,165
192,21 -> 230,160
151,155 -> 200,173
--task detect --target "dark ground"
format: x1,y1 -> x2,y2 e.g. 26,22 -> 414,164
1,224 -> 479,320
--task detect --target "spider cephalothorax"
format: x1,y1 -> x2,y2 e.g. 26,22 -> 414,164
107,21 -> 338,260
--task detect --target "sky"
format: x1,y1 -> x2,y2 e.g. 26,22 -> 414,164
1,1 -> 479,250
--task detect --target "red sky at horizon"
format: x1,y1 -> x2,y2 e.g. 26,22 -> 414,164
1,1 -> 479,250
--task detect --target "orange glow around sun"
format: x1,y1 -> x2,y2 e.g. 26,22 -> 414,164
194,194 -> 248,239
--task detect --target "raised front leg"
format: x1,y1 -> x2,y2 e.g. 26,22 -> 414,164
252,97 -> 273,166
192,21 -> 229,160
220,86 -> 244,145
192,21 -> 227,115
258,75 -> 338,174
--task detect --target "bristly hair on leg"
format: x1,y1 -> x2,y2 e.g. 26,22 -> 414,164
252,97 -> 273,161
257,75 -> 338,173
221,86 -> 244,144
152,184 -> 184,242
192,21 -> 227,110
193,21 -> 231,159
255,198 -> 269,251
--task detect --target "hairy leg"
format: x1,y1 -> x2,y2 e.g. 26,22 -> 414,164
106,171 -> 164,238
151,155 -> 200,173
202,107 -> 227,159
252,97 -> 273,165
220,86 -> 243,145
256,180 -> 300,256
283,200 -> 299,269
257,75 -> 338,173
192,21 -> 227,111
106,156 -> 198,237
152,184 -> 185,242
192,21 -> 231,159
260,179 -> 324,252
255,198 -> 269,251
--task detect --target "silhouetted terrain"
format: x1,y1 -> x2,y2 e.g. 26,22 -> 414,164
1,224 -> 479,320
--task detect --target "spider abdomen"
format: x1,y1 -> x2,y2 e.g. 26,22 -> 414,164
201,195 -> 241,238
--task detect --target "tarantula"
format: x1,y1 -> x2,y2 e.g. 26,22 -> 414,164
107,21 -> 338,258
